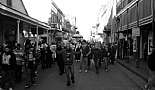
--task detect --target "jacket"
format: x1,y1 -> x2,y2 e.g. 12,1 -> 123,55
64,48 -> 74,65
0,51 -> 16,71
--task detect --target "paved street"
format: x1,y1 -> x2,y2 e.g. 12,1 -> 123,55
15,62 -> 142,90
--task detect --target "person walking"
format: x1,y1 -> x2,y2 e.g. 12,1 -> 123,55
64,42 -> 75,86
46,46 -> 52,68
24,46 -> 36,88
79,40 -> 91,73
144,42 -> 148,61
40,43 -> 48,70
91,42 -> 101,74
145,46 -> 155,90
13,44 -> 24,82
110,45 -> 116,65
0,46 -> 16,90
56,41 -> 65,75
75,42 -> 81,62
104,46 -> 110,72
88,44 -> 93,70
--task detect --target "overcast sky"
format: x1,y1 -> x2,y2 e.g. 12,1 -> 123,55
23,0 -> 112,40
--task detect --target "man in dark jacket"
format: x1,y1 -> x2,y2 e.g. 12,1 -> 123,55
0,46 -> 16,90
79,40 -> 91,73
56,41 -> 65,75
64,42 -> 75,86
145,46 -> 155,89
92,42 -> 101,74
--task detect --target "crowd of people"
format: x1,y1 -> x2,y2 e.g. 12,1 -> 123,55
0,39 -> 118,90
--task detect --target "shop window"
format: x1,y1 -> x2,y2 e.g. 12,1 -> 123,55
7,0 -> 12,7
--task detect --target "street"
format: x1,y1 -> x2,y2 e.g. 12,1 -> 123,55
15,62 -> 141,90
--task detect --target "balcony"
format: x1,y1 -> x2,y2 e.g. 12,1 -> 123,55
116,0 -> 134,14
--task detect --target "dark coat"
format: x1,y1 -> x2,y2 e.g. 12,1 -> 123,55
147,50 -> 155,71
64,48 -> 74,65
92,48 -> 101,61
56,46 -> 65,62
0,51 -> 16,71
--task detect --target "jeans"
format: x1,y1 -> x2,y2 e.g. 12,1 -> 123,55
104,57 -> 109,70
0,70 -> 15,89
65,65 -> 74,83
80,57 -> 88,70
94,59 -> 99,73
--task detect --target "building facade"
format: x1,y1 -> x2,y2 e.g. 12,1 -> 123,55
0,0 -> 50,49
116,0 -> 155,59
48,1 -> 77,44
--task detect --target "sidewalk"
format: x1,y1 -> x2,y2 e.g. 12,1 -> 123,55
117,58 -> 149,82
116,58 -> 155,90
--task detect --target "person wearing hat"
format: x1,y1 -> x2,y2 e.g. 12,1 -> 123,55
0,46 -> 16,90
145,46 -> 155,90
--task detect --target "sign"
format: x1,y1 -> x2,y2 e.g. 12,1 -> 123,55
132,28 -> 140,37
119,33 -> 124,39
133,38 -> 137,52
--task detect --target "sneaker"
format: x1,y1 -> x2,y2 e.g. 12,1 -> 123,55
9,88 -> 13,90
72,80 -> 75,83
85,70 -> 88,73
96,70 -> 99,74
59,72 -> 64,75
67,82 -> 71,86
144,84 -> 151,90
79,70 -> 82,73
25,85 -> 30,88
71,77 -> 75,83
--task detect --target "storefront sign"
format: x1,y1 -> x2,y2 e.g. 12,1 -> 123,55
132,28 -> 140,37
119,33 -> 124,39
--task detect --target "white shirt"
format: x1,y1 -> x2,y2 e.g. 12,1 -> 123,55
2,53 -> 11,65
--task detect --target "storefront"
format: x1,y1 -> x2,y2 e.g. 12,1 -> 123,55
0,2 -> 50,49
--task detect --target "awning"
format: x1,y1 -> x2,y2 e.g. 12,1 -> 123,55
0,3 -> 50,30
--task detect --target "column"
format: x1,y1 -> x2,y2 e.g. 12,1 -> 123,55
152,0 -> 155,46
136,1 -> 140,68
17,19 -> 20,43
36,26 -> 39,50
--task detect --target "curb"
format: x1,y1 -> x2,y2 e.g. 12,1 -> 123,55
117,60 -> 148,82
116,60 -> 155,89
116,61 -> 145,90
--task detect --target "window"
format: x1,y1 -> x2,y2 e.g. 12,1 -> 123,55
7,0 -> 12,7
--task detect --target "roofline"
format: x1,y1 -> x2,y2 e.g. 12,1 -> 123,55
0,3 -> 50,29
20,0 -> 29,15
116,0 -> 138,17
51,1 -> 65,16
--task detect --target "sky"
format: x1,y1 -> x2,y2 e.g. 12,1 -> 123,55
22,0 -> 112,40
